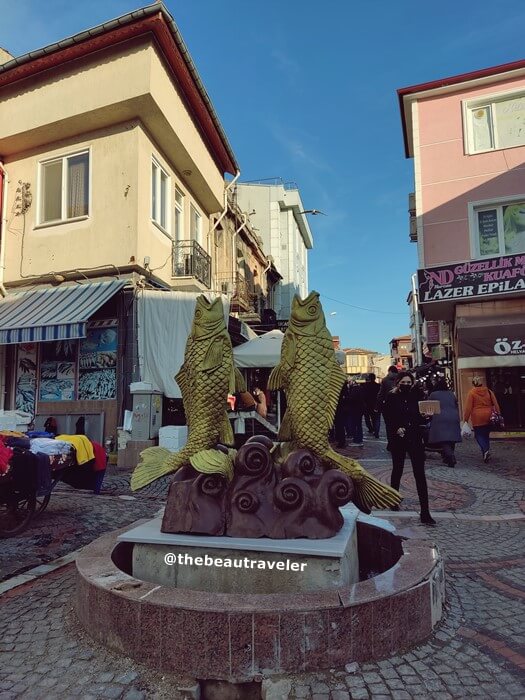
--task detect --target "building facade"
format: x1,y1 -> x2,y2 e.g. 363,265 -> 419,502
236,180 -> 313,321
399,59 -> 525,432
0,3 -> 259,442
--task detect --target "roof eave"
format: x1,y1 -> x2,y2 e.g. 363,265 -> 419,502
397,57 -> 525,160
0,2 -> 239,175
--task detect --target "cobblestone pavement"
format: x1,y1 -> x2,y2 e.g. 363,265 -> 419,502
0,429 -> 524,698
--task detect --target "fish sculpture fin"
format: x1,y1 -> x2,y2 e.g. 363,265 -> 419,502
175,365 -> 191,406
268,334 -> 295,390
231,367 -> 246,394
202,337 -> 224,372
268,363 -> 285,391
219,412 -> 235,445
277,409 -> 293,441
325,448 -> 402,512
190,448 -> 234,480
326,365 -> 346,428
130,447 -> 181,491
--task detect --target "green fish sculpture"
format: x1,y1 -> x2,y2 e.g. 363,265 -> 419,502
131,295 -> 245,491
268,291 -> 401,512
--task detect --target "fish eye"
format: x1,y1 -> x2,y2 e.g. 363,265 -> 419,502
195,309 -> 202,319
307,304 -> 317,315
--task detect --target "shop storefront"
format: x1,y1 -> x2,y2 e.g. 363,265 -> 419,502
418,251 -> 525,435
456,313 -> 525,431
0,279 -> 126,442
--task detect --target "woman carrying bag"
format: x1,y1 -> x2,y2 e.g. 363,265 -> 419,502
428,378 -> 462,467
463,376 -> 502,463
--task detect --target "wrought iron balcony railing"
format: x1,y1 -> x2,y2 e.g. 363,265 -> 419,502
216,272 -> 254,310
172,240 -> 211,288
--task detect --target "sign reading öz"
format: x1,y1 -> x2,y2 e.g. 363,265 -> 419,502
418,253 -> 525,302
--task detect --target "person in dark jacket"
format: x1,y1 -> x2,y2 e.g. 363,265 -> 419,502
334,379 -> 353,448
383,371 -> 436,525
362,373 -> 380,438
346,379 -> 365,447
334,379 -> 364,448
428,378 -> 461,467
376,365 -> 398,446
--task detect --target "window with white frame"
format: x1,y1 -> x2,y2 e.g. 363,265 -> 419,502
151,158 -> 169,231
190,204 -> 202,246
464,92 -> 525,154
472,198 -> 525,257
39,150 -> 89,224
174,186 -> 184,242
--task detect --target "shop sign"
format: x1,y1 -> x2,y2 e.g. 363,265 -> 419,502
425,320 -> 440,344
457,322 -> 525,357
418,253 -> 525,303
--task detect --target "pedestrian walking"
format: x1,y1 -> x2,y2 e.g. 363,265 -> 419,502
428,377 -> 461,467
346,379 -> 365,446
362,373 -> 381,438
463,376 -> 501,463
376,365 -> 399,447
334,379 -> 352,448
383,371 -> 436,525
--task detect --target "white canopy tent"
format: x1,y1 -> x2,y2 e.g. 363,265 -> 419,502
233,329 -> 285,368
233,328 -> 346,368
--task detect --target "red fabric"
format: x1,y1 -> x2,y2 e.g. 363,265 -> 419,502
90,441 -> 107,472
0,442 -> 13,475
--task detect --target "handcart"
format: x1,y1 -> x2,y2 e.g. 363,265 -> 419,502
0,450 -> 105,538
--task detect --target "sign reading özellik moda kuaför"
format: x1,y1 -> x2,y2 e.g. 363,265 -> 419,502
418,252 -> 525,303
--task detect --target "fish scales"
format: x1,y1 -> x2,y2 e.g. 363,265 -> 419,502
269,291 -> 401,512
130,295 -> 243,491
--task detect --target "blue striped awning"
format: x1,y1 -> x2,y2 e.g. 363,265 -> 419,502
0,279 -> 126,344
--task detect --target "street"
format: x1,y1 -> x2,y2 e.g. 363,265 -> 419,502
1,431 -> 524,699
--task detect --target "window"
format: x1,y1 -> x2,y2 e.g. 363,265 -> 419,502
190,204 -> 202,246
151,158 -> 170,231
464,92 -> 525,154
174,187 -> 184,242
39,150 -> 89,224
472,198 -> 525,257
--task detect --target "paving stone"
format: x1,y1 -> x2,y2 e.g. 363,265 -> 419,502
330,692 -> 350,700
345,690 -> 368,700
115,671 -> 139,685
123,691 -> 146,700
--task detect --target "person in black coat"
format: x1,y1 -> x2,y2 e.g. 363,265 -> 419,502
362,373 -> 380,438
383,371 -> 436,525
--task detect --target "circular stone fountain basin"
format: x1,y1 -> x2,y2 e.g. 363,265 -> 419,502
75,517 -> 444,682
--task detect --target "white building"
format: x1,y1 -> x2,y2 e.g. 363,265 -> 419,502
236,181 -> 313,320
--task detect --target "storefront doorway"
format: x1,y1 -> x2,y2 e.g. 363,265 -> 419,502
487,368 -> 525,429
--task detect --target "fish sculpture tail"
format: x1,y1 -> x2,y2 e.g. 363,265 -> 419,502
130,447 -> 185,491
325,448 -> 402,512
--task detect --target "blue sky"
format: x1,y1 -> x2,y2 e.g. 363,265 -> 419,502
2,1 -> 525,353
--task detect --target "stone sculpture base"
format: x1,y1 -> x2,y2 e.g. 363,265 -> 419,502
129,510 -> 359,593
161,436 -> 354,539
76,515 -> 445,682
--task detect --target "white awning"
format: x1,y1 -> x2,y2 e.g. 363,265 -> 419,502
0,280 -> 126,344
233,329 -> 346,368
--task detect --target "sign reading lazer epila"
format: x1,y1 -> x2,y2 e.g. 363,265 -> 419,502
418,253 -> 525,303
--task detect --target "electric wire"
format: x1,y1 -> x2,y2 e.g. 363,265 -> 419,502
319,293 -> 407,315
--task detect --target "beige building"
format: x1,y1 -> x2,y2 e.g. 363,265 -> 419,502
0,4 -> 272,442
343,348 -> 385,378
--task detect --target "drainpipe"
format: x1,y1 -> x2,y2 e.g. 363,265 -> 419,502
208,171 -> 240,290
411,273 -> 423,366
232,212 -> 248,294
0,162 -> 8,297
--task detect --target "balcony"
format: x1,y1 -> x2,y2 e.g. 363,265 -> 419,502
172,240 -> 211,289
217,272 -> 260,316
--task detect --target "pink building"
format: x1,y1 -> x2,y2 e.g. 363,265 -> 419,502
399,59 -> 525,433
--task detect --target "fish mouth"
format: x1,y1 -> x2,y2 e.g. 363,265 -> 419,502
293,291 -> 320,308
